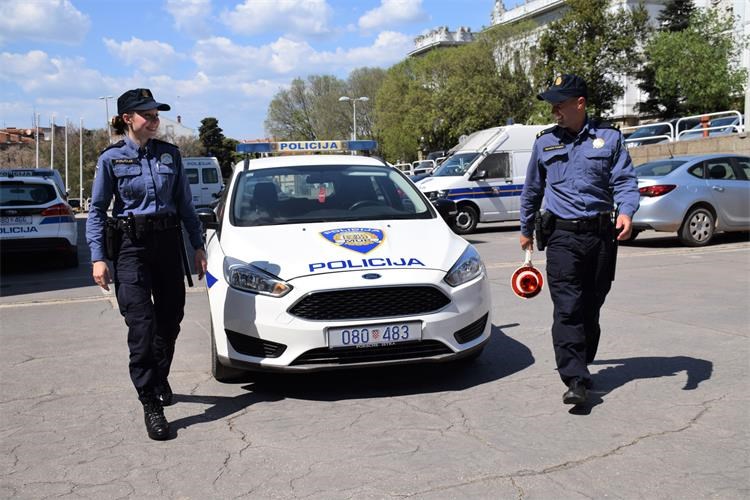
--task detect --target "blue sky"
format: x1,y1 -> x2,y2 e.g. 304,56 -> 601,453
0,0 -> 523,140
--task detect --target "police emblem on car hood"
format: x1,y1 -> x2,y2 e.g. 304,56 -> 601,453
320,228 -> 384,254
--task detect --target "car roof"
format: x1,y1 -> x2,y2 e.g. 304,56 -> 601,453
639,153 -> 747,164
233,154 -> 389,173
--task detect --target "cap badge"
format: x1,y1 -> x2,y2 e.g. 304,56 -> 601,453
592,138 -> 605,149
554,75 -> 562,86
160,153 -> 173,165
142,89 -> 151,98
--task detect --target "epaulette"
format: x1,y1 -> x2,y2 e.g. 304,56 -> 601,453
536,126 -> 557,138
593,120 -> 619,130
100,140 -> 125,155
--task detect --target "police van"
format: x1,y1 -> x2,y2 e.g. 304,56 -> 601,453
197,140 -> 490,380
0,168 -> 78,267
183,156 -> 223,207
416,124 -> 549,234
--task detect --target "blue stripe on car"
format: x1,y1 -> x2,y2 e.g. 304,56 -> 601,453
445,185 -> 523,200
40,216 -> 75,224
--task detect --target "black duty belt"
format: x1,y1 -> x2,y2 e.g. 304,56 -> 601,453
555,217 -> 606,233
116,213 -> 180,233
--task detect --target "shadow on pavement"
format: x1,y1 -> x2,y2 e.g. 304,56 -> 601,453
569,355 -> 714,415
170,324 -> 534,430
621,230 -> 749,249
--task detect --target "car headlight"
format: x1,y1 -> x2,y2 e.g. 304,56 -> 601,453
224,257 -> 292,297
444,245 -> 485,287
424,190 -> 449,201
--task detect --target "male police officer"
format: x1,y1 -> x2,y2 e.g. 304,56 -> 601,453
519,74 -> 639,405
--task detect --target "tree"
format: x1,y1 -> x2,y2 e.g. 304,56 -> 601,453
533,0 -> 650,118
658,0 -> 695,32
639,8 -> 746,117
198,117 -> 235,178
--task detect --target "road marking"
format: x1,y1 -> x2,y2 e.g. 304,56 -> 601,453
0,284 -> 206,309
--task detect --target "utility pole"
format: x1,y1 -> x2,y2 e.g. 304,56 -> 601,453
65,117 -> 69,193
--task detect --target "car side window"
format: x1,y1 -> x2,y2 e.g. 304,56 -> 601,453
731,157 -> 750,181
705,159 -> 736,180
185,168 -> 199,184
202,167 -> 219,184
687,164 -> 704,179
482,152 -> 511,178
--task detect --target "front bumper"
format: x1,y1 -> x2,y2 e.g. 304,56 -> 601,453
209,268 -> 491,372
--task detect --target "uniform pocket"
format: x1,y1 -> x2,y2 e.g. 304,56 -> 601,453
112,165 -> 142,177
541,150 -> 569,185
583,148 -> 612,180
156,164 -> 175,175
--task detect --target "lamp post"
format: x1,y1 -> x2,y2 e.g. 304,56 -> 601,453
99,95 -> 114,143
338,96 -> 369,141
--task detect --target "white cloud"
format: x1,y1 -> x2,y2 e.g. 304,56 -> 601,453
0,0 -> 90,45
221,0 -> 332,36
103,37 -> 182,73
358,0 -> 426,31
0,51 -> 57,80
165,0 -> 212,37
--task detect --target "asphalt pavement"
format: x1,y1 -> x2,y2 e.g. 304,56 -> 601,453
1,217 -> 748,499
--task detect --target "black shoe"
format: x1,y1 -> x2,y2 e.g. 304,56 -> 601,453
142,400 -> 170,440
156,382 -> 174,407
562,379 -> 588,405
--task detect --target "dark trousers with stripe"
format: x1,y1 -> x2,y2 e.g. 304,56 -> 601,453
545,228 -> 615,387
114,228 -> 185,400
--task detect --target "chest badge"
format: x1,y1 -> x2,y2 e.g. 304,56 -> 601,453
160,153 -> 173,165
592,138 -> 605,149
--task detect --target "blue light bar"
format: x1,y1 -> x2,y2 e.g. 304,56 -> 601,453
236,140 -> 377,154
0,168 -> 56,178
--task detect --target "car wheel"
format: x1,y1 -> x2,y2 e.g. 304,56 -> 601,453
678,207 -> 715,246
211,323 -> 245,383
453,205 -> 478,234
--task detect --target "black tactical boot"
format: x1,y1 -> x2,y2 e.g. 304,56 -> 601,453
156,380 -> 174,407
142,399 -> 170,440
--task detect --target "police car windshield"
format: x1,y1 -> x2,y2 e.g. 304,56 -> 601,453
431,153 -> 479,177
231,164 -> 432,226
0,181 -> 57,206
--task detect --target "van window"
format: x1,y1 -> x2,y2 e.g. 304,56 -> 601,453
432,153 -> 478,177
202,167 -> 219,184
186,168 -> 199,184
482,152 -> 511,178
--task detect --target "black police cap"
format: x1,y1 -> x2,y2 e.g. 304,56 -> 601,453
537,74 -> 588,104
117,88 -> 171,115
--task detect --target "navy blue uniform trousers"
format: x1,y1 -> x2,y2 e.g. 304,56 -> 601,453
545,228 -> 614,387
114,228 -> 185,399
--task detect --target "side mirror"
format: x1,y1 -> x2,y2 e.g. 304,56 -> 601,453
197,207 -> 219,231
470,170 -> 487,181
432,198 -> 457,223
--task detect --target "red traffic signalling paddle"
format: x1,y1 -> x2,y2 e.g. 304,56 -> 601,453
511,249 -> 543,299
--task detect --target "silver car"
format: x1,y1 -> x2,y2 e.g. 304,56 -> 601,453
631,154 -> 750,246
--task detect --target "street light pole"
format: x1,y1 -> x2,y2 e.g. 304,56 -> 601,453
99,95 -> 113,143
338,96 -> 369,141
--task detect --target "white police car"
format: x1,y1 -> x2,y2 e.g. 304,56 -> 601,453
0,169 -> 78,267
198,140 -> 491,381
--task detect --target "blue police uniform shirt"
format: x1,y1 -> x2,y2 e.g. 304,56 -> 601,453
86,135 -> 204,262
519,117 -> 640,237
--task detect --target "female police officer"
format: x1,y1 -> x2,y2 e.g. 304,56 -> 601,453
86,88 -> 207,440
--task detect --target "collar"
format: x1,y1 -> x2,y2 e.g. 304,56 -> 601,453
123,135 -> 153,156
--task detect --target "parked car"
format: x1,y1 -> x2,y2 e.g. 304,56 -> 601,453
625,118 -> 700,148
198,140 -> 490,381
0,168 -> 79,267
411,159 -> 436,176
679,116 -> 744,141
631,154 -> 750,246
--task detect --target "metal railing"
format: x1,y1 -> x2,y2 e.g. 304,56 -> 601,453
622,109 -> 743,147
622,122 -> 674,146
676,110 -> 743,140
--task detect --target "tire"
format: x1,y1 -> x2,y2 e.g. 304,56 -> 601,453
453,205 -> 478,234
211,323 -> 245,383
678,207 -> 715,247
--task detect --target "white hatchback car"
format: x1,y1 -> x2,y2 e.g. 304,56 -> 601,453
199,141 -> 491,381
0,169 -> 78,267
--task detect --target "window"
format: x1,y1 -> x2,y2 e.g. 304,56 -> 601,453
202,167 -> 219,184
185,168 -> 199,184
732,157 -> 750,181
481,152 -> 511,178
705,159 -> 736,180
687,164 -> 704,179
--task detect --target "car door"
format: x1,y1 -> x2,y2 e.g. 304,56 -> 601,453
185,168 -> 201,206
704,157 -> 750,228
473,152 -> 512,221
201,166 -> 221,206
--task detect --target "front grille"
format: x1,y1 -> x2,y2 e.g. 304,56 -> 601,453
453,313 -> 488,344
288,286 -> 451,321
291,340 -> 453,366
225,329 -> 286,358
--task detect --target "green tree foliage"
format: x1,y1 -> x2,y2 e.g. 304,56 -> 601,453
639,8 -> 746,117
534,0 -> 650,118
658,0 -> 695,32
199,117 -> 235,177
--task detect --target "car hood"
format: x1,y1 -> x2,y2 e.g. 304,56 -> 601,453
218,218 -> 468,280
416,176 -> 465,191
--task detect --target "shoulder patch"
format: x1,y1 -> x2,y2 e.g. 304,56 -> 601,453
536,126 -> 556,139
100,140 -> 125,155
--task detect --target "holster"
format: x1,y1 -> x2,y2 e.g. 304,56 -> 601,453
104,218 -> 121,261
534,210 -> 555,251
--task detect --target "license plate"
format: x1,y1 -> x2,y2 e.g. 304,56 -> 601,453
0,216 -> 32,225
328,321 -> 421,349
